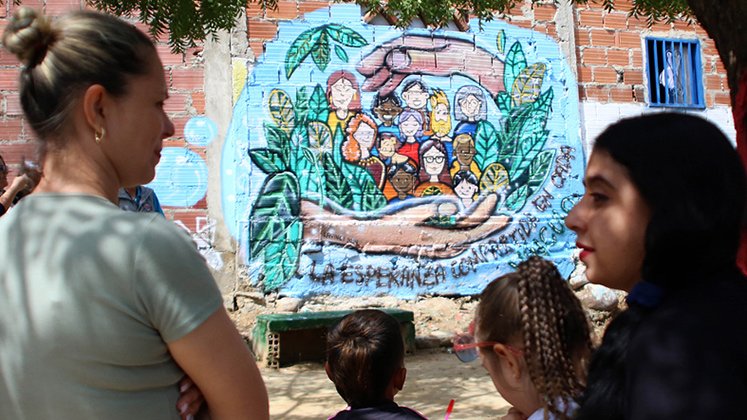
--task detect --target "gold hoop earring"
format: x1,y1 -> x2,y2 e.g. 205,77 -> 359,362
95,128 -> 106,144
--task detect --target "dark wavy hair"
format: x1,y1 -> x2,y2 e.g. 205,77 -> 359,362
575,112 -> 746,420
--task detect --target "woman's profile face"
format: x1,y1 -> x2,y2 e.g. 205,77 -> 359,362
101,52 -> 175,187
565,149 -> 650,291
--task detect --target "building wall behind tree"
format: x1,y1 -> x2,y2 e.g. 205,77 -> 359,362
0,0 -> 734,298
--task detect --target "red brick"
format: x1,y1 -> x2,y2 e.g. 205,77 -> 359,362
607,49 -> 630,66
164,93 -> 189,114
299,1 -> 330,16
714,59 -> 727,75
706,93 -> 715,108
249,40 -> 266,58
633,86 -> 646,102
533,4 -> 557,22
604,12 -> 628,30
533,24 -> 547,34
613,0 -> 635,13
581,85 -> 610,102
170,117 -> 191,140
546,22 -> 558,39
575,29 -> 591,46
44,0 -> 83,14
512,20 -> 533,29
627,18 -> 651,30
631,50 -> 643,67
246,1 -> 266,18
0,69 -> 19,91
0,119 -> 24,141
590,29 -> 615,47
594,67 -> 619,84
673,20 -> 695,31
171,210 -> 209,230
714,92 -> 731,106
248,20 -> 279,40
582,48 -> 606,66
4,94 -> 22,116
706,74 -> 724,92
171,68 -> 204,90
191,92 -> 206,114
616,32 -> 641,49
266,1 -> 299,19
156,44 -> 186,66
0,2 -> 6,18
578,66 -> 593,83
624,70 -> 644,85
610,86 -> 634,102
0,48 -> 15,66
0,142 -> 38,163
651,22 -> 672,32
578,10 -> 604,27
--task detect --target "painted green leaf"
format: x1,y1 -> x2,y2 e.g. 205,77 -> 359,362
294,86 -> 310,125
505,184 -> 529,212
496,29 -> 506,54
332,124 -> 344,167
532,88 -> 554,115
308,84 -> 329,123
511,63 -> 547,106
288,124 -> 309,174
322,152 -> 354,209
262,219 -> 303,291
285,27 -> 324,79
508,109 -> 550,180
249,148 -> 287,174
473,120 -> 501,173
527,149 -> 556,192
498,102 -> 534,170
264,124 -> 291,160
334,44 -> 349,62
479,162 -> 510,194
296,146 -> 325,197
311,31 -> 331,71
342,161 -> 386,211
267,89 -> 295,133
249,172 -> 300,259
307,121 -> 333,158
504,42 -> 527,95
495,91 -> 512,117
325,24 -> 368,47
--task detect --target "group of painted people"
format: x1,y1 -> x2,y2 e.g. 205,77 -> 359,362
3,6 -> 747,420
327,71 -> 488,208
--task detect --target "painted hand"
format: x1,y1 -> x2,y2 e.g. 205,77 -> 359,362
301,193 -> 510,259
356,34 -> 505,97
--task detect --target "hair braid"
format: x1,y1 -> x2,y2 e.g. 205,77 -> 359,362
517,257 -> 592,420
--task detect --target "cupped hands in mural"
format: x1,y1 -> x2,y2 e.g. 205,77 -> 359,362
223,5 -> 584,297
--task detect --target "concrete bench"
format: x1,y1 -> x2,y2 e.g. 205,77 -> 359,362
251,309 -> 416,368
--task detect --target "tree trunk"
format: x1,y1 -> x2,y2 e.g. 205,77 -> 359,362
688,0 -> 747,274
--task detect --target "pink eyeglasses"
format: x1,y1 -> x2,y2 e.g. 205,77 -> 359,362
452,322 -> 522,363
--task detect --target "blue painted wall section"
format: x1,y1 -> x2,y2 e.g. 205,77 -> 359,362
222,4 -> 585,298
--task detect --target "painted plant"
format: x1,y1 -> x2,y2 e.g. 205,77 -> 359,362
222,5 -> 585,297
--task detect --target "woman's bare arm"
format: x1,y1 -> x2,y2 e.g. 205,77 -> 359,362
168,308 -> 269,420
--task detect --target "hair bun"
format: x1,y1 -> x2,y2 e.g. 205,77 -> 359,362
2,6 -> 54,68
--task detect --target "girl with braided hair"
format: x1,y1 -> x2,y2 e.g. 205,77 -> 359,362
454,256 -> 592,420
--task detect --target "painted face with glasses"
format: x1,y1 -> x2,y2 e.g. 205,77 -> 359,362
453,257 -> 591,420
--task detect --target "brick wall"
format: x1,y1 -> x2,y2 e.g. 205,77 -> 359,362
0,0 -> 208,234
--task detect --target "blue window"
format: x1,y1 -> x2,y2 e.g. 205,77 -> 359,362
646,37 -> 705,109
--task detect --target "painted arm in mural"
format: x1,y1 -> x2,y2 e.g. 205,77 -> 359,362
301,193 -> 510,259
356,34 -> 505,97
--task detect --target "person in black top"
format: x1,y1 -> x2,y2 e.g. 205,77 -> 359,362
565,112 -> 747,419
326,310 -> 426,420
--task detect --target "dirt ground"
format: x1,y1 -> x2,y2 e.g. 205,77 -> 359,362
261,348 -> 511,419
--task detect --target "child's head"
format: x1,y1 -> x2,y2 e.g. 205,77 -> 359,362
326,310 -> 406,408
472,256 -> 591,419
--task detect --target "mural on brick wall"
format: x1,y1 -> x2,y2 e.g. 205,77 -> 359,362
222,5 -> 585,297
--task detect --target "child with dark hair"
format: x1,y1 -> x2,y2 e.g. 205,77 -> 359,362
326,310 -> 426,420
454,256 -> 592,420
